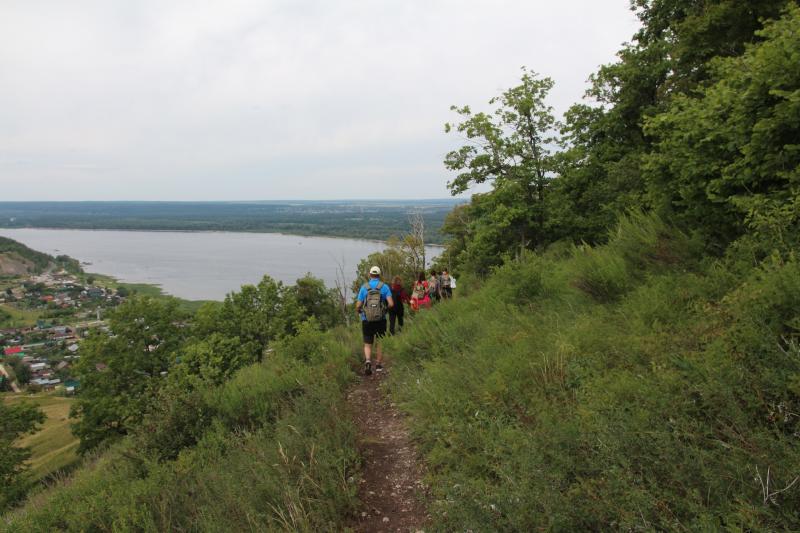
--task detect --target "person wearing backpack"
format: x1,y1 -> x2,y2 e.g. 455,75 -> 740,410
388,275 -> 409,335
428,270 -> 441,303
440,269 -> 452,299
356,266 -> 394,375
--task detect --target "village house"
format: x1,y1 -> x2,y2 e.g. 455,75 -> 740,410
30,377 -> 60,391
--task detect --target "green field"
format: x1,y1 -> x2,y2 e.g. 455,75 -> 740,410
87,272 -> 207,312
3,393 -> 79,479
0,303 -> 41,328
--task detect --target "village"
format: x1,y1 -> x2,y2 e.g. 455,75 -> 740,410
0,268 -> 124,394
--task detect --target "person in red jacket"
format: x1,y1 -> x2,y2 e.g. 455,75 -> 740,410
409,271 -> 431,311
388,275 -> 410,334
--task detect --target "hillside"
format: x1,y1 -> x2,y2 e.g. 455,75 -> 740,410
0,237 -> 80,276
382,214 -> 800,530
0,237 -> 53,275
3,2 -> 799,530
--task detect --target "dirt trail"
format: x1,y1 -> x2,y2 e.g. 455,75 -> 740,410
346,364 -> 428,533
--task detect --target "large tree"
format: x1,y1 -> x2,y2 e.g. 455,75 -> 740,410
71,296 -> 186,452
0,401 -> 44,510
644,3 -> 800,250
553,0 -> 790,245
444,68 -> 559,261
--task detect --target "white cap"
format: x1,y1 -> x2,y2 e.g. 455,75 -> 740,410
369,266 -> 381,275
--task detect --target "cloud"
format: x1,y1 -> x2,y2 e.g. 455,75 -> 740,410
0,0 -> 639,200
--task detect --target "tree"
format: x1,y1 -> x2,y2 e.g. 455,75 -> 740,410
0,401 -> 44,510
289,274 -> 340,330
9,358 -> 31,385
353,237 -> 421,294
71,296 -> 186,452
174,333 -> 253,385
193,275 -> 301,361
408,211 -> 426,272
551,0 -> 790,245
445,68 -> 559,256
643,4 -> 800,250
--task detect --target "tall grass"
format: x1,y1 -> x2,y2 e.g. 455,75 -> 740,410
383,213 -> 800,530
2,324 -> 360,532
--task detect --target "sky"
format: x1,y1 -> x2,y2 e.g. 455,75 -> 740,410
0,0 -> 640,201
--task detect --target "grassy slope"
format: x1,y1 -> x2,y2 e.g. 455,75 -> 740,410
0,238 -> 51,273
3,394 -> 78,479
2,325 -> 361,532
0,304 -> 41,328
384,216 -> 800,531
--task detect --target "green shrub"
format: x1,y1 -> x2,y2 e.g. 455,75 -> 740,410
2,327 -> 359,532
383,245 -> 800,530
570,244 -> 630,302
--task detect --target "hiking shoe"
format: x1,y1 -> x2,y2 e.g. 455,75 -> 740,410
364,361 -> 372,376
375,363 -> 383,372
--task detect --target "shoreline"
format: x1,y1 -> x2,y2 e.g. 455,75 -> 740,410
0,226 -> 447,249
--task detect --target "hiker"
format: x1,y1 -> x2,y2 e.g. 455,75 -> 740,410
388,275 -> 409,335
440,269 -> 452,299
428,270 -> 441,303
410,271 -> 431,311
356,266 -> 394,375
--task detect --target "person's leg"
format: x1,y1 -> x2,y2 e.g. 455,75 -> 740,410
397,311 -> 404,331
375,319 -> 386,368
362,321 -> 374,375
388,311 -> 396,335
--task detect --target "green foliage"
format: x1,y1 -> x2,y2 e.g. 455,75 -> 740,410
0,402 -> 45,510
647,3 -> 800,247
0,237 -> 81,275
7,358 -> 31,385
0,237 -> 52,273
290,274 -> 343,330
3,326 -> 358,532
444,68 -> 559,260
353,236 -> 425,293
570,244 -> 631,302
570,211 -> 700,302
383,213 -> 800,530
70,296 -> 188,452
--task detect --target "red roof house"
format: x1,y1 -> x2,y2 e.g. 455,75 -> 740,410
3,346 -> 23,356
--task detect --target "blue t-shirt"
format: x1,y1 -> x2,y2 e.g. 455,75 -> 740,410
357,278 -> 392,321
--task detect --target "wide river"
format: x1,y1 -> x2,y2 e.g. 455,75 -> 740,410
0,228 -> 442,301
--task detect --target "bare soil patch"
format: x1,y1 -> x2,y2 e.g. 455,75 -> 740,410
346,364 -> 429,533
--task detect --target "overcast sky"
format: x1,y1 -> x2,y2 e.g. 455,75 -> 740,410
0,0 -> 639,201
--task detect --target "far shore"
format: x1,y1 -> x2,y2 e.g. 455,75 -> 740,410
0,226 -> 447,248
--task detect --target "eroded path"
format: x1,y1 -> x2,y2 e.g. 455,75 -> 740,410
346,365 -> 428,533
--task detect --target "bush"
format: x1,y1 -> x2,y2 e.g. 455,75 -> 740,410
382,241 -> 800,530
570,244 -> 630,302
3,327 -> 359,532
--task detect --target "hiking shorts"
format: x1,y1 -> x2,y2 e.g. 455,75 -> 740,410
362,318 -> 387,344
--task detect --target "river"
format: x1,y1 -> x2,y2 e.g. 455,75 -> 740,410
0,228 -> 442,301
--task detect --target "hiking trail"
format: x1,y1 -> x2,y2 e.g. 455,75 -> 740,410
346,363 -> 429,533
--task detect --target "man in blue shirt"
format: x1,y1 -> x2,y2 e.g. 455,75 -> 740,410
356,266 -> 394,375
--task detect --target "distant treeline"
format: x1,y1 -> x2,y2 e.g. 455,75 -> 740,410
0,201 -> 460,244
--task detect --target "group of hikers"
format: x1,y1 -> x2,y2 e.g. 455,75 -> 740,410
356,266 -> 455,375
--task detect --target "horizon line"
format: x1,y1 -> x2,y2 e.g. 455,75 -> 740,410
0,198 -> 466,203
